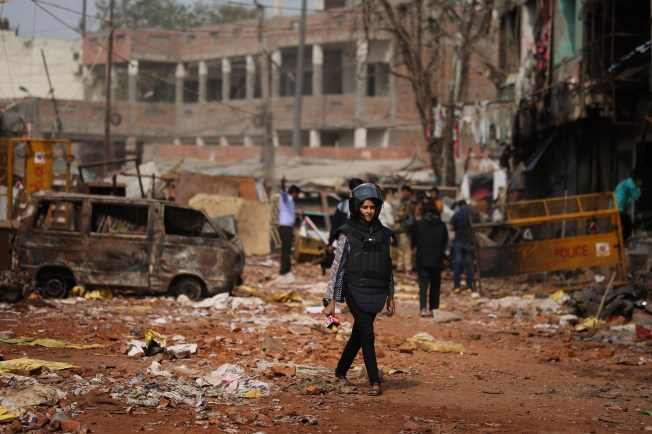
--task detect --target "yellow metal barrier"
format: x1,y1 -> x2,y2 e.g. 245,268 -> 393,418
471,192 -> 627,290
4,138 -> 72,218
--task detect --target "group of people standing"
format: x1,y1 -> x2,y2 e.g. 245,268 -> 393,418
394,185 -> 475,316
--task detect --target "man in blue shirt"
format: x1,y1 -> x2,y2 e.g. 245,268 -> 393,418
449,200 -> 474,293
279,177 -> 301,277
615,170 -> 643,243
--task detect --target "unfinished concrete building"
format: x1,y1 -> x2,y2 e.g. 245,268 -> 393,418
46,3 -> 491,168
75,11 -> 406,158
498,0 -> 651,202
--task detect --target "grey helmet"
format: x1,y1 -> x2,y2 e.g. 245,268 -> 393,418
349,183 -> 383,220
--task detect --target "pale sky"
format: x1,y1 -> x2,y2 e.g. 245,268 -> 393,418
0,0 -> 308,40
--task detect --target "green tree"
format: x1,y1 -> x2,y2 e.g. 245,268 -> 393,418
95,0 -> 257,30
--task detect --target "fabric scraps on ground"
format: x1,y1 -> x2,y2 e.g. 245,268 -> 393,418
287,377 -> 358,395
636,324 -> 652,341
265,291 -> 303,305
407,332 -> 466,353
179,293 -> 265,310
144,330 -> 167,348
394,285 -> 419,300
0,358 -> 76,375
231,285 -> 257,297
0,405 -> 21,423
1,384 -> 61,407
197,364 -> 270,397
71,286 -> 113,300
575,316 -> 600,332
0,337 -> 106,350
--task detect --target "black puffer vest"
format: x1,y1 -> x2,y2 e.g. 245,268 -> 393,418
339,220 -> 393,313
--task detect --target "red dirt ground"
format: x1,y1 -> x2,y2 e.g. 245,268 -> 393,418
1,259 -> 651,433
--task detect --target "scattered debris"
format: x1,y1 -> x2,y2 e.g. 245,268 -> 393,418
407,333 -> 466,353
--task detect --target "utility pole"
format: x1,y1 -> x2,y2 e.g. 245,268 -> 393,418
256,2 -> 274,189
291,0 -> 307,155
41,50 -> 62,137
81,0 -> 87,35
104,0 -> 115,164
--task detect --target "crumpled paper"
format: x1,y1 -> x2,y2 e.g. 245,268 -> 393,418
197,364 -> 270,397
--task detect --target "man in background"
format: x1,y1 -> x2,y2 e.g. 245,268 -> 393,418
395,185 -> 415,272
449,200 -> 474,293
279,177 -> 301,280
428,186 -> 444,215
615,169 -> 643,243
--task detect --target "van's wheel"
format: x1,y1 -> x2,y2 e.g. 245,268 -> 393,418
42,276 -> 69,298
172,277 -> 203,300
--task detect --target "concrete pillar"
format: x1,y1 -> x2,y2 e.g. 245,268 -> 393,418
198,60 -> 207,103
243,135 -> 253,147
309,129 -> 321,148
109,65 -> 117,103
222,58 -> 231,101
246,55 -> 255,100
271,50 -> 282,98
175,63 -> 185,106
314,0 -> 325,10
354,127 -> 367,148
128,60 -> 138,103
312,44 -> 323,97
83,66 -> 94,101
272,130 -> 280,147
273,0 -> 282,17
355,39 -> 368,119
381,129 -> 390,148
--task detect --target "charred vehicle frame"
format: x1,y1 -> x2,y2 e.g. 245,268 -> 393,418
16,192 -> 245,300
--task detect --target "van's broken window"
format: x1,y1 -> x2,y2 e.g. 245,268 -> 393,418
91,203 -> 148,235
34,200 -> 82,232
164,205 -> 218,237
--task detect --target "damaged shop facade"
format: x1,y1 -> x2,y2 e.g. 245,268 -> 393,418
498,0 -> 651,205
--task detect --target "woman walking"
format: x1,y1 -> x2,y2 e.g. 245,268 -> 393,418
323,183 -> 396,396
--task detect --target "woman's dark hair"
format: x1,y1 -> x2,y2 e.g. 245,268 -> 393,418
422,203 -> 441,224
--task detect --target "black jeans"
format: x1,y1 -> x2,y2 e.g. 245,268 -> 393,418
335,290 -> 380,385
278,225 -> 293,275
417,266 -> 441,310
620,212 -> 633,244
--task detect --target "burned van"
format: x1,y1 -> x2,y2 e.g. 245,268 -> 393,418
16,192 -> 245,299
